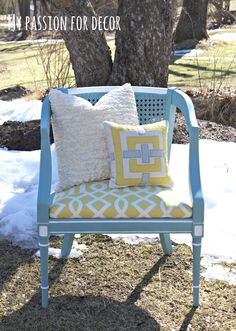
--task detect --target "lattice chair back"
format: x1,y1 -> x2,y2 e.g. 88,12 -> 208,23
61,87 -> 176,160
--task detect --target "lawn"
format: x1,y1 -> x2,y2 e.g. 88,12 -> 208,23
0,41 -> 75,91
0,235 -> 235,331
0,42 -> 45,89
208,27 -> 236,35
229,0 -> 236,10
0,28 -> 236,92
169,39 -> 236,90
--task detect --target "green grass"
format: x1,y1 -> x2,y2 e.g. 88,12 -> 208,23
208,27 -> 236,35
0,41 -> 75,90
108,29 -> 236,90
0,42 -> 46,89
0,236 -> 235,331
0,37 -> 116,91
169,37 -> 236,90
0,28 -> 236,92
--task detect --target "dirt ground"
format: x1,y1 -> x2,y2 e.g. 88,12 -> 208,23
0,112 -> 235,151
0,120 -> 54,150
1,85 -> 236,150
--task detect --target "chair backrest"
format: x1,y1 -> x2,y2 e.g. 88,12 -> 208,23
60,86 -> 175,159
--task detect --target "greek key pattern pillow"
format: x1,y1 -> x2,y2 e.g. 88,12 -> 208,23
103,121 -> 173,188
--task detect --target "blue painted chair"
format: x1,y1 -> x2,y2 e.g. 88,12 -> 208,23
37,86 -> 204,308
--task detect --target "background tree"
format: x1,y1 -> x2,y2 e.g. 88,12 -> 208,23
109,0 -> 175,86
33,0 -> 38,17
210,0 -> 235,26
42,0 -> 112,86
175,0 -> 209,44
90,0 -> 117,17
0,0 -> 16,15
43,0 -> 176,87
17,0 -> 30,36
90,0 -> 117,30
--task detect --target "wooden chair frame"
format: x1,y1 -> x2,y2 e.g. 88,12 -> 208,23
37,86 -> 204,308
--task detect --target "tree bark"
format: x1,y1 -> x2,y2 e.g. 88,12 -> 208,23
90,0 -> 118,16
175,0 -> 209,44
109,0 -> 176,87
224,0 -> 230,11
42,0 -> 176,87
18,0 -> 31,38
44,0 -> 112,87
33,0 -> 37,16
211,0 -> 234,25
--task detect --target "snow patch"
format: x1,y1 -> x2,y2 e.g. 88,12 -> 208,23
210,32 -> 236,41
0,145 -> 58,248
111,234 -> 159,245
0,140 -> 236,284
34,242 -> 88,259
174,49 -> 204,57
0,38 -> 64,45
0,99 -> 41,124
202,255 -> 236,285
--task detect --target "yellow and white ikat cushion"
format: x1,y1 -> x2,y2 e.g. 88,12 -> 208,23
103,121 -> 173,188
50,180 -> 192,219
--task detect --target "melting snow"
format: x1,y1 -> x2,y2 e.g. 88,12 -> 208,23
209,32 -> 236,41
0,99 -> 236,283
0,99 -> 41,124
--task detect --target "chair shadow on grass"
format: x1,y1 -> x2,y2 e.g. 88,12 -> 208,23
0,253 -> 163,330
0,249 -> 197,331
179,306 -> 198,331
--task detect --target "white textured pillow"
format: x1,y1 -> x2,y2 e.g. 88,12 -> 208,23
49,84 -> 139,192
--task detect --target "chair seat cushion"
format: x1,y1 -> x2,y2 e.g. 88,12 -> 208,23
50,181 -> 192,219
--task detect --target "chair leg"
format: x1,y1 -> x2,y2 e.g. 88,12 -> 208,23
61,234 -> 75,257
192,236 -> 202,307
159,233 -> 172,255
39,235 -> 49,309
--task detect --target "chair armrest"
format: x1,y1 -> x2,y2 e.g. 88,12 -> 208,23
37,96 -> 52,224
172,90 -> 204,223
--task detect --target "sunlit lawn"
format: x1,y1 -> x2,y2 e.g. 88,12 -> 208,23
0,41 -> 75,90
0,42 -> 48,89
0,28 -> 236,92
169,39 -> 236,89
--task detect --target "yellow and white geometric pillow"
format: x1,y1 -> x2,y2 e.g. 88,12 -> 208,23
103,121 -> 173,188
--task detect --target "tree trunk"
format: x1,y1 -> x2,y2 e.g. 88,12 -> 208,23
18,0 -> 31,31
211,0 -> 235,25
33,0 -> 40,29
44,0 -> 112,86
33,0 -> 37,16
175,0 -> 209,44
224,0 -> 230,11
42,0 -> 176,87
109,0 -> 176,87
90,0 -> 118,16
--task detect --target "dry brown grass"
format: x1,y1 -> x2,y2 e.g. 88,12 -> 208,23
0,236 -> 235,331
186,89 -> 236,128
196,94 -> 236,128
